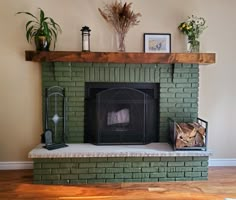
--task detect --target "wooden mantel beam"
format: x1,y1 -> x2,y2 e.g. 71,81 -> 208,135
25,51 -> 216,64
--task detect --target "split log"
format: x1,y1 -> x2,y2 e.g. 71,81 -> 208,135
175,122 -> 206,148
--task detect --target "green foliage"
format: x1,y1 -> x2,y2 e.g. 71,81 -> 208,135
16,8 -> 62,50
178,15 -> 207,40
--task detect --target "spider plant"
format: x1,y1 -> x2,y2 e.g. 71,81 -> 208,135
16,8 -> 62,51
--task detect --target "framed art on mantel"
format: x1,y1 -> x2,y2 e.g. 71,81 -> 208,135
144,33 -> 171,53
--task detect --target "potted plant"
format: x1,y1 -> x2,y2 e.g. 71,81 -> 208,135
16,8 -> 62,51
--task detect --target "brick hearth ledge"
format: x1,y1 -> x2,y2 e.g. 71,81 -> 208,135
28,143 -> 211,158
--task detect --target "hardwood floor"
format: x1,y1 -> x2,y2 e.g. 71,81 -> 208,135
0,167 -> 236,200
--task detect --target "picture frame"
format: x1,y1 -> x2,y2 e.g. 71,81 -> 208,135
144,33 -> 171,53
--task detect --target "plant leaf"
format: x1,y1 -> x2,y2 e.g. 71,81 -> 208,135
26,25 -> 35,43
39,8 -> 45,24
16,12 -> 38,21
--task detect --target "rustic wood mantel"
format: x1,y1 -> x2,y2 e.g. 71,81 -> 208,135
25,51 -> 216,64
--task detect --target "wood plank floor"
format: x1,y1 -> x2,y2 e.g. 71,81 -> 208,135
0,167 -> 236,200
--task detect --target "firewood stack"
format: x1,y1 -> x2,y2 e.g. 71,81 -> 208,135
175,122 -> 206,148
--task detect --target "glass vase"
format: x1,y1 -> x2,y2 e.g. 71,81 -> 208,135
116,32 -> 126,52
187,38 -> 200,53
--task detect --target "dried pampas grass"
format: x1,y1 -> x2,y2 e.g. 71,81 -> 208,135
98,1 -> 141,34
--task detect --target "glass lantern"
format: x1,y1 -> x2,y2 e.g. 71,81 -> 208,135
81,26 -> 91,51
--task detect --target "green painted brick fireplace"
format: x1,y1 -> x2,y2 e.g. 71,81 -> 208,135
41,62 -> 199,143
35,62 -> 205,184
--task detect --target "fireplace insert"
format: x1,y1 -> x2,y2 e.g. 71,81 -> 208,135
85,83 -> 159,145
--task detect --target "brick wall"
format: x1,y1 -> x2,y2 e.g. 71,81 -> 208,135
42,63 -> 199,143
33,156 -> 208,184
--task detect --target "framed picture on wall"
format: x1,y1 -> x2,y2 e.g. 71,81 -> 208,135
144,33 -> 171,53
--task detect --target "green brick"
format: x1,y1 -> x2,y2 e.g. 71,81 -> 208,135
176,93 -> 191,98
188,78 -> 198,83
87,179 -> 105,184
33,175 -> 42,181
53,180 -> 71,184
70,180 -> 87,184
159,167 -> 176,173
160,103 -> 175,108
185,161 -> 202,167
151,162 -> 167,167
125,157 -> 143,162
97,174 -> 114,179
42,163 -> 59,169
168,98 -> 183,103
168,172 -> 184,178
174,78 -> 188,83
125,168 -> 141,173
114,162 -> 131,168
159,178 -> 175,182
142,178 -> 159,182
133,173 -> 149,179
174,68 -> 190,73
168,162 -> 184,167
52,169 -> 70,174
34,163 -> 41,169
176,103 -> 191,108
184,98 -> 198,103
202,172 -> 208,177
89,168 -> 106,174
125,179 -> 142,183
42,175 -> 60,180
176,113 -> 191,118
176,157 -> 193,162
184,108 -> 198,112
106,168 -> 124,173
175,167 -> 192,172
97,162 -> 114,168
168,108 -> 184,113
79,163 -> 96,168
193,167 -> 208,172
176,177 -> 192,181
107,157 -> 125,162
185,172 -> 201,177
106,179 -> 123,183
132,162 -> 149,168
143,157 -> 160,162
161,157 -> 175,162
142,167 -> 158,173
160,93 -> 175,98
79,174 -> 96,179
160,83 -> 175,88
71,168 -> 88,174
34,180 -> 52,184
150,172 -> 166,178
193,156 -> 208,161
160,78 -> 168,83
176,83 -> 191,88
115,173 -> 132,179
61,174 -> 78,180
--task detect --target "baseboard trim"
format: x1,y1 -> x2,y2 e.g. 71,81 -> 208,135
209,159 -> 236,167
0,159 -> 235,170
0,161 -> 33,170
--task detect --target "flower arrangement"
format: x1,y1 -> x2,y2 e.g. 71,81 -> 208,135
178,15 -> 207,52
98,0 -> 141,51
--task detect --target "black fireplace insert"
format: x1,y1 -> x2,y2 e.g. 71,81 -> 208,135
84,83 -> 159,145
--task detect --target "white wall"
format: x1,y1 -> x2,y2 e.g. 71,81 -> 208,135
0,0 -> 235,161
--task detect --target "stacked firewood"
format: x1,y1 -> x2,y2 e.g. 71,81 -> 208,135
175,122 -> 206,148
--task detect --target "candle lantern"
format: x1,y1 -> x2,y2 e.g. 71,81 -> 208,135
81,26 -> 91,51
